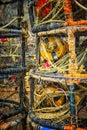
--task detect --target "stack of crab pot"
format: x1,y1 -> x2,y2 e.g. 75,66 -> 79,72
28,0 -> 87,130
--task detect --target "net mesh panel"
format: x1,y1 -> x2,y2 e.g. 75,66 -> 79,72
0,2 -> 18,27
71,0 -> 87,21
0,38 -> 22,68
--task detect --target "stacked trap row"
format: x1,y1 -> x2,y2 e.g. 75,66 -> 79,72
0,0 -> 27,130
28,0 -> 87,130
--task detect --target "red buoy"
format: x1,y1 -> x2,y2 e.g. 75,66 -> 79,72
36,0 -> 51,18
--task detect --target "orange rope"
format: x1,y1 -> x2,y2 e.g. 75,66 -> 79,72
64,125 -> 86,130
64,0 -> 87,25
68,20 -> 87,26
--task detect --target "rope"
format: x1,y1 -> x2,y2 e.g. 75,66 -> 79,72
35,0 -> 65,25
0,17 -> 28,38
33,102 -> 70,112
40,0 -> 64,22
52,6 -> 63,20
0,17 -> 22,29
39,46 -> 87,74
32,83 -> 70,123
35,108 -> 69,119
36,20 -> 65,26
74,0 -> 87,11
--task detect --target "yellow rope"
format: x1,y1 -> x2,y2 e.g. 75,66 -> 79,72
40,0 -> 64,23
35,107 -> 69,119
35,0 -> 65,25
0,17 -> 22,29
39,45 -> 87,74
33,102 -> 70,112
52,6 -> 63,20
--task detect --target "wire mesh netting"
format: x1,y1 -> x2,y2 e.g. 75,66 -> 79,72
0,38 -> 22,69
0,2 -> 18,27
